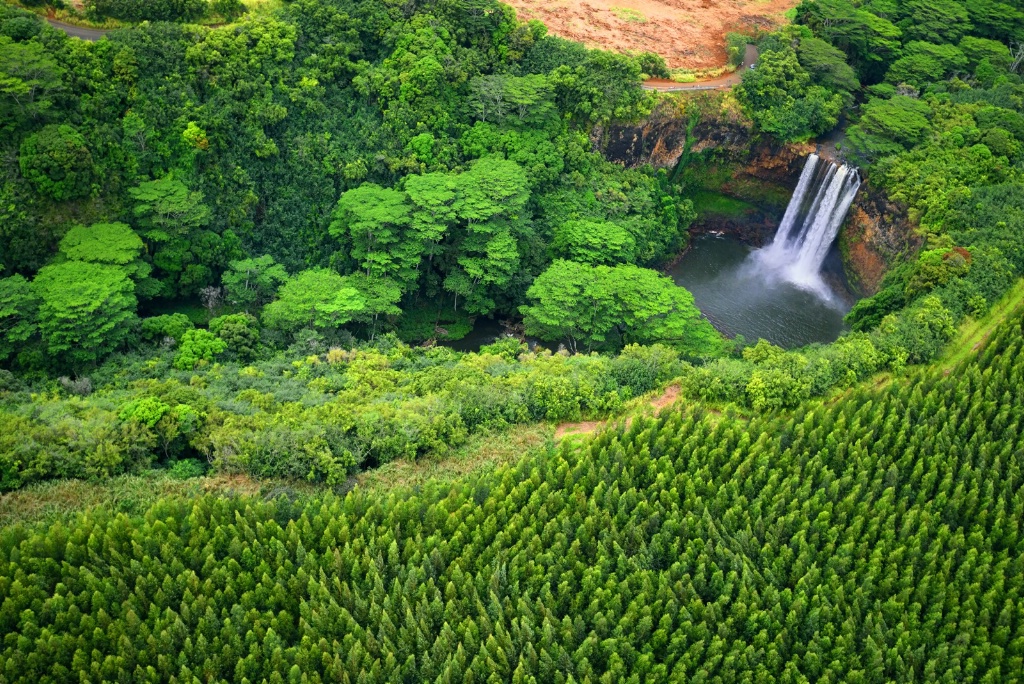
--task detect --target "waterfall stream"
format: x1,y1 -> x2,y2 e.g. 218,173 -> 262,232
756,153 -> 861,297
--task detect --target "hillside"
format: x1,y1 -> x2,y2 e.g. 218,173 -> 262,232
504,0 -> 798,69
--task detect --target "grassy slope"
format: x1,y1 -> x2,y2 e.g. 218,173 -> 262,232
938,277 -> 1024,372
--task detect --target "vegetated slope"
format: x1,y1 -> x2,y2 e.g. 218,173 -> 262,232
505,0 -> 797,69
2,308 -> 1022,681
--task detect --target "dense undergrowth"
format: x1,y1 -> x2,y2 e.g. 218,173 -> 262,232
0,338 -> 686,491
1,290 -> 1021,683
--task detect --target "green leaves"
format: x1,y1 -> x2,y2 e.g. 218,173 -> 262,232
261,268 -> 365,333
18,124 -> 94,201
32,261 -> 137,368
736,48 -> 842,142
221,254 -> 289,312
174,328 -> 227,370
522,260 -> 721,354
3,306 -> 1024,681
0,36 -> 63,133
0,274 -> 37,362
552,220 -> 635,265
128,175 -> 210,238
59,223 -> 144,266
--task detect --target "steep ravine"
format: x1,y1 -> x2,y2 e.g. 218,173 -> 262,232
595,95 -> 920,295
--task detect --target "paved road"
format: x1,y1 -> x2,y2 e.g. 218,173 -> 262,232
45,18 -> 109,40
643,45 -> 758,92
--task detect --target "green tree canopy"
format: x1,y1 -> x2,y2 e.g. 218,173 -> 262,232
797,36 -> 860,101
221,254 -> 289,312
174,328 -> 227,370
0,274 -> 37,363
521,260 -> 721,354
0,36 -> 63,133
18,124 -> 94,201
58,222 -> 144,266
736,48 -> 842,141
893,0 -> 972,45
262,268 -> 365,333
32,261 -> 137,367
128,175 -> 210,241
331,183 -> 418,286
552,219 -> 636,264
846,95 -> 933,162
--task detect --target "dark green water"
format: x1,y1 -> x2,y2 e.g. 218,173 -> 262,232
667,235 -> 851,349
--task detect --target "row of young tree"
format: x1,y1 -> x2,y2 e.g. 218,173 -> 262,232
1,303 -> 1022,682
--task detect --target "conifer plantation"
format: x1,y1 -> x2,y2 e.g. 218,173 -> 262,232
2,305 -> 1023,682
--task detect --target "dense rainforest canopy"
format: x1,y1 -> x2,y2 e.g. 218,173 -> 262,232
1,0 -> 1024,679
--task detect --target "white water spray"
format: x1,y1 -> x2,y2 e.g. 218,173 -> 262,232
755,154 -> 861,297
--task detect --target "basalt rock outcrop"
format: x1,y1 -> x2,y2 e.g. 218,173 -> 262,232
840,186 -> 922,296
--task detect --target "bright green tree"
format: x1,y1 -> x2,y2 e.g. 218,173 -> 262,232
262,268 -> 365,333
32,261 -> 137,367
174,329 -> 227,370
736,48 -> 842,141
58,222 -> 158,298
522,261 -> 720,354
552,220 -> 636,265
0,36 -> 63,133
0,274 -> 37,362
331,183 -> 418,286
128,175 -> 210,240
221,255 -> 289,312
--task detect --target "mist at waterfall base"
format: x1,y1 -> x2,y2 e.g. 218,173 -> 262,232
668,154 -> 861,349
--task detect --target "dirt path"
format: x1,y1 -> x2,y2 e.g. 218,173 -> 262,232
554,383 -> 681,439
45,18 -> 109,40
643,44 -> 758,92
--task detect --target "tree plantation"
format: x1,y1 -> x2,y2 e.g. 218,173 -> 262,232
1,0 -> 1024,679
1,293 -> 1023,682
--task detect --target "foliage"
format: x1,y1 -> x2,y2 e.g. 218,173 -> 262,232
31,261 -> 137,368
173,328 -> 226,369
736,47 -> 842,141
1,310 -> 1023,680
88,0 -> 209,22
521,260 -> 722,354
209,312 -> 261,360
220,255 -> 288,313
261,269 -> 365,335
140,313 -> 193,344
18,124 -> 94,201
552,219 -> 636,264
0,274 -> 37,363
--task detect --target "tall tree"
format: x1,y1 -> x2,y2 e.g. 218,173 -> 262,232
261,268 -> 365,333
0,274 -> 37,363
221,255 -> 289,312
32,261 -> 137,367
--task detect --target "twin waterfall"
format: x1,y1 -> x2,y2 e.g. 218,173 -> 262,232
756,153 -> 861,297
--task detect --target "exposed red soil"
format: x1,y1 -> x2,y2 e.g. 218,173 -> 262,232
507,0 -> 798,70
554,383 -> 682,439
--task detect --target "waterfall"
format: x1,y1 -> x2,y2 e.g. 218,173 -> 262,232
756,154 -> 861,296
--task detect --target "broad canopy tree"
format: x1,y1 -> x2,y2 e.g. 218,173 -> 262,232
521,260 -> 721,354
32,261 -> 138,368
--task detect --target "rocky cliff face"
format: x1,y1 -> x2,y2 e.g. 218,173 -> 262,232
840,186 -> 922,295
596,101 -> 753,169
